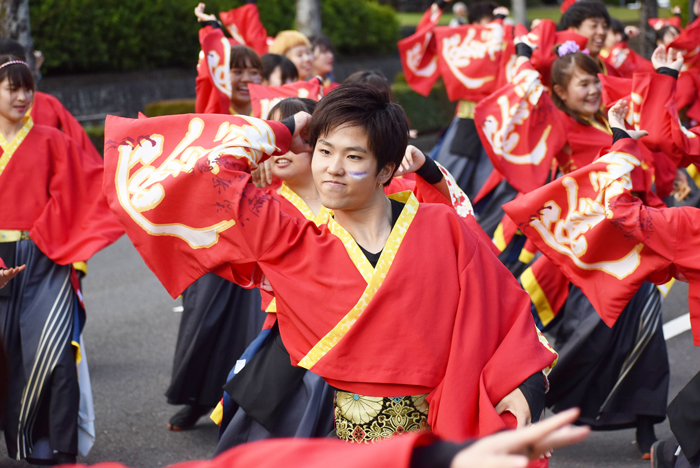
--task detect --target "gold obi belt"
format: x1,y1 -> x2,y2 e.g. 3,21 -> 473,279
333,391 -> 430,443
0,230 -> 30,243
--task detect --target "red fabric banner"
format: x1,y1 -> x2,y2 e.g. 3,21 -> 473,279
199,28 -> 233,115
219,4 -> 269,57
503,138 -> 700,344
398,7 -> 443,97
474,62 -> 567,193
435,23 -> 509,102
249,79 -> 323,119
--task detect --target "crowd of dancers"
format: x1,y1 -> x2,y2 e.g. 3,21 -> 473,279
1,0 -> 700,466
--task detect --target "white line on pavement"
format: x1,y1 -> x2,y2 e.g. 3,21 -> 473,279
173,306 -> 184,313
664,313 -> 691,340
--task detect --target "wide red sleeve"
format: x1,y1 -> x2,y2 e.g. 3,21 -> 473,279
102,114 -> 296,297
634,72 -> 700,164
426,236 -> 558,440
196,27 -> 232,115
60,432 -> 432,468
29,131 -> 123,264
43,93 -> 103,164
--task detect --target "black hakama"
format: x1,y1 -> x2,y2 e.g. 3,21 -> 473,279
0,240 -> 81,461
545,282 -> 669,429
165,273 -> 264,408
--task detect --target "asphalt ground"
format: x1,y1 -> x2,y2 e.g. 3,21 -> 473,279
0,226 -> 698,468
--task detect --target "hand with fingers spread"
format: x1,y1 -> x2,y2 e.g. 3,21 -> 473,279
194,3 -> 217,23
395,145 -> 426,176
0,265 -> 26,289
450,408 -> 590,468
651,45 -> 684,72
608,100 -> 648,140
495,388 -> 531,429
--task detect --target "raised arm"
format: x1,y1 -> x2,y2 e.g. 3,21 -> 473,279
102,112 -> 313,297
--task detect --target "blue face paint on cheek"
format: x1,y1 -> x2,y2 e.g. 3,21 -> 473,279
348,171 -> 369,180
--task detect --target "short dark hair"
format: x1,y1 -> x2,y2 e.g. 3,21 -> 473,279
0,55 -> 34,92
261,53 -> 299,83
609,18 -> 628,41
343,70 -> 392,100
468,1 -> 497,24
308,83 -> 409,184
0,39 -> 26,61
230,45 -> 263,73
656,25 -> 680,44
558,0 -> 610,30
269,97 -> 317,121
310,34 -> 334,54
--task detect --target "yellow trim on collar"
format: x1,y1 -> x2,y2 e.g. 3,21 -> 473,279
296,191 -> 418,369
0,116 -> 33,178
266,184 -> 333,314
582,115 -> 612,136
520,267 -> 555,326
280,182 -> 331,226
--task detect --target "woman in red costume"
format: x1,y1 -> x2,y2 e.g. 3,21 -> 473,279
0,55 -> 122,464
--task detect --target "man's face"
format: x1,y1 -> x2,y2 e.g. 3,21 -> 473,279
570,17 -> 608,56
311,124 -> 393,211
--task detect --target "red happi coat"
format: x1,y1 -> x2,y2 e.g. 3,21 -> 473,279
0,119 -> 122,264
249,80 -> 323,119
599,42 -> 655,78
629,72 -> 700,165
504,138 -> 700,345
260,169 -> 485,323
31,91 -> 103,164
102,113 -> 557,441
398,5 -> 443,96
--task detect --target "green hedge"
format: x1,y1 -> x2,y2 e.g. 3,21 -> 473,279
30,0 -> 399,74
144,99 -> 196,117
392,75 -> 455,134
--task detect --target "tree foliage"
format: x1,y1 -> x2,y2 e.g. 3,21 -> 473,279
30,0 -> 399,74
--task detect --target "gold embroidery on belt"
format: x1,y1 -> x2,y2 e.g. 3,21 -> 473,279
334,392 -> 430,443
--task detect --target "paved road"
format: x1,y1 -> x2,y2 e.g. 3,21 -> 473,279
1,234 -> 699,468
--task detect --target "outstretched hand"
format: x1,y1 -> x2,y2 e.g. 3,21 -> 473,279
651,45 -> 684,72
0,265 -> 25,289
290,112 -> 313,155
194,3 -> 217,22
608,100 -> 648,140
450,408 -> 590,468
395,145 -> 426,176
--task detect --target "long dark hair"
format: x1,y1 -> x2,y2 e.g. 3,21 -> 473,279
551,51 -> 604,126
269,97 -> 317,121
